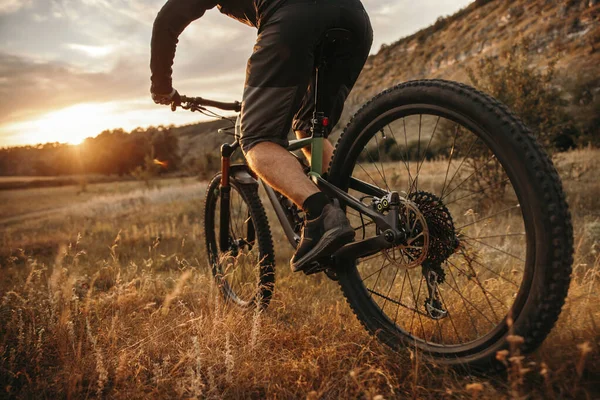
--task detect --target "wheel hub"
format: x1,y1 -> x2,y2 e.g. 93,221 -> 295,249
376,190 -> 458,272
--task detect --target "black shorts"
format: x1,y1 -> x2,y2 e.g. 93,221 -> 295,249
239,0 -> 373,153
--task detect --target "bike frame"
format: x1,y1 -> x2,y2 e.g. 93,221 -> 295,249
217,129 -> 407,263
184,46 -> 408,264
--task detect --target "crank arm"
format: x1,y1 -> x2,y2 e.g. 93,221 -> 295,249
335,234 -> 394,261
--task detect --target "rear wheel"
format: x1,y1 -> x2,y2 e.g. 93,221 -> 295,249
329,80 -> 573,369
204,174 -> 275,309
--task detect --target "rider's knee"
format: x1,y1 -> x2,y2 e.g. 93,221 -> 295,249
242,138 -> 287,161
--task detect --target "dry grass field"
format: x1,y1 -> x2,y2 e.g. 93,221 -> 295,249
0,148 -> 598,399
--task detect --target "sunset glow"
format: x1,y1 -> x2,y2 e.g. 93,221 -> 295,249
0,0 -> 473,148
4,103 -> 123,145
1,100 -> 213,147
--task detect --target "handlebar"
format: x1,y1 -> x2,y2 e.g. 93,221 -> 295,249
176,95 -> 241,113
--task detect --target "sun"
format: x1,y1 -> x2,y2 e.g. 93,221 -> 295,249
28,103 -> 116,145
3,103 -> 126,146
1,98 -> 213,147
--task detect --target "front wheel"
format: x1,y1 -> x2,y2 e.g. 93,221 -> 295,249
204,174 -> 275,309
329,80 -> 573,369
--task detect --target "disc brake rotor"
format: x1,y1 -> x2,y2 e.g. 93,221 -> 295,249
378,190 -> 458,272
381,197 -> 429,269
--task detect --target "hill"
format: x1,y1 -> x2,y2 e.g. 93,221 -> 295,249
347,0 -> 598,110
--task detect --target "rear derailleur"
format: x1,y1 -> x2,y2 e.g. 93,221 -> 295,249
423,265 -> 448,320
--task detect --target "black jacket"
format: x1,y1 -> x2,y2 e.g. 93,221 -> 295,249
150,0 -> 283,93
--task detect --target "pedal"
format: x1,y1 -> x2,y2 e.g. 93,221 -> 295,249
302,257 -> 336,277
304,265 -> 338,281
302,261 -> 326,276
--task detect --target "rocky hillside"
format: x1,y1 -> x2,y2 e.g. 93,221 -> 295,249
346,0 -> 599,111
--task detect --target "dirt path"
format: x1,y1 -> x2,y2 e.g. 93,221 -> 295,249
0,181 -> 207,227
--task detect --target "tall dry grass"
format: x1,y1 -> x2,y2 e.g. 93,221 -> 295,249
0,149 -> 599,399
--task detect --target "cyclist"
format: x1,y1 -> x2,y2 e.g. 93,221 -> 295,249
150,0 -> 373,272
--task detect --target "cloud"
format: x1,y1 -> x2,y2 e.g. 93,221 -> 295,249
0,3 -> 255,124
362,0 -> 472,50
0,52 -> 149,123
176,12 -> 255,79
0,0 -> 32,14
66,43 -> 115,58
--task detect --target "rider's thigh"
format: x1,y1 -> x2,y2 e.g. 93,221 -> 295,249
239,2 -> 317,154
292,0 -> 373,135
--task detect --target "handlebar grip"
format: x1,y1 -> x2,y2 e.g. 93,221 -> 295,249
180,96 -> 241,112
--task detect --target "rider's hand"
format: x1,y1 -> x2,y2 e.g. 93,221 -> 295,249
152,88 -> 181,106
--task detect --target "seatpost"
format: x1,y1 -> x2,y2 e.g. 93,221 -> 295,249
310,67 -> 328,177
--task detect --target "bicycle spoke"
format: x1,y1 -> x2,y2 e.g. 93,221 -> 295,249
381,259 -> 402,313
358,252 -> 386,265
469,233 -> 526,240
367,288 -> 430,318
443,176 -> 511,207
402,119 -> 414,193
441,152 -> 497,201
373,132 -> 390,191
381,249 -> 401,311
409,114 -> 423,193
357,162 -> 384,189
461,235 -> 525,262
440,136 -> 480,197
411,116 -> 440,194
360,258 -> 392,283
456,205 -> 520,230
447,259 -> 501,321
452,251 -> 521,288
407,272 -> 427,341
440,123 -> 459,198
448,259 -> 512,310
233,192 -> 243,236
386,121 -> 412,192
393,269 -> 409,326
435,284 -> 462,344
366,256 -> 389,297
360,147 -> 390,190
447,265 -> 480,337
440,275 -> 496,326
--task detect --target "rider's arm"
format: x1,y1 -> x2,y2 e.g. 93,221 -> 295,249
150,0 -> 218,94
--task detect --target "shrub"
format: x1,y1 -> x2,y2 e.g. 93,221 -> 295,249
563,73 -> 600,147
467,41 -> 580,152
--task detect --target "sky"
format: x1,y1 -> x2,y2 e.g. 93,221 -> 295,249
0,0 -> 472,147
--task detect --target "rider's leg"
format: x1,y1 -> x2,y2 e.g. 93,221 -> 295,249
245,141 -> 318,208
240,0 -> 371,272
294,130 -> 334,169
246,141 -> 353,272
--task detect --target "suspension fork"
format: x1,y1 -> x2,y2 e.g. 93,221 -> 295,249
219,143 -> 236,251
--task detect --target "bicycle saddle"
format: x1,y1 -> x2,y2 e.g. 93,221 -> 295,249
315,28 -> 353,68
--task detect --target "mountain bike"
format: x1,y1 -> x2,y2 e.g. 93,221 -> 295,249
171,32 -> 573,371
